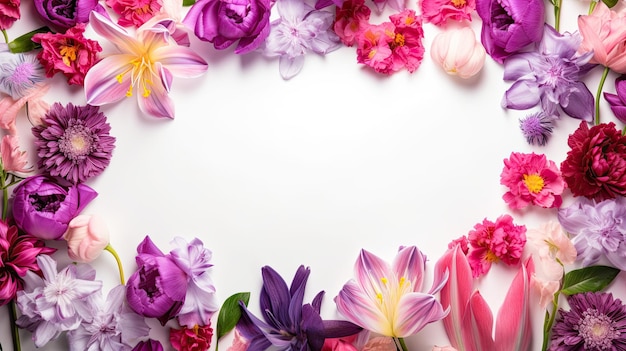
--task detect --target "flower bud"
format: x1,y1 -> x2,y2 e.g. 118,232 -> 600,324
430,26 -> 485,79
63,214 -> 110,262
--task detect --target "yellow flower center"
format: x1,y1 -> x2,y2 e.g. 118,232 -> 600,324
60,40 -> 78,66
393,33 -> 405,47
451,0 -> 466,7
523,174 -> 545,193
485,251 -> 499,262
118,54 -> 156,98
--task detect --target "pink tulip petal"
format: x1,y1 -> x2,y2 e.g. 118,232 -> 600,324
393,292 -> 448,337
335,280 -> 388,335
392,246 -> 426,293
354,249 -> 394,301
464,292 -> 494,351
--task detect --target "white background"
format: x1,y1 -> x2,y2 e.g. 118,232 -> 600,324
2,0 -> 626,350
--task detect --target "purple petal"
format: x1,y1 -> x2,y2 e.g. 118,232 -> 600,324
559,81 -> 594,122
502,80 -> 540,109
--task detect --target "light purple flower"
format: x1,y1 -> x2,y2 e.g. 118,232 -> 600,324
262,0 -> 340,80
558,196 -> 626,269
604,75 -> 626,124
0,45 -> 46,99
15,255 -> 102,347
67,285 -> 150,351
519,111 -> 554,146
502,24 -> 595,121
169,237 -> 218,327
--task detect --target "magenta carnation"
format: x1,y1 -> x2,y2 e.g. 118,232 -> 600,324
500,152 -> 566,209
420,0 -> 475,26
32,103 -> 116,184
105,0 -> 161,27
0,0 -> 19,30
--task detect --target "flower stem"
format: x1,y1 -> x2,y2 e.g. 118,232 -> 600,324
595,66 -> 611,126
9,300 -> 21,351
553,0 -> 562,32
589,0 -> 597,14
1,30 -> 7,44
105,244 -> 125,285
395,337 -> 408,351
541,291 -> 561,351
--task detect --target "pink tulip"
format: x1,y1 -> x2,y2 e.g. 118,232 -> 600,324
430,27 -> 485,79
578,1 -> 626,73
63,214 -> 110,262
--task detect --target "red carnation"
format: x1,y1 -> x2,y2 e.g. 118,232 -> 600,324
170,323 -> 214,351
561,121 -> 626,201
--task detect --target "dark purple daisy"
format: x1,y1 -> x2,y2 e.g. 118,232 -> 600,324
32,103 -> 115,184
549,292 -> 626,351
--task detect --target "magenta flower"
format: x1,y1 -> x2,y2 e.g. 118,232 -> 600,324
332,0 -> 371,47
335,246 -> 447,337
0,0 -> 19,30
32,103 -> 115,184
33,0 -> 105,32
105,0 -> 162,27
500,152 -> 566,209
132,340 -> 165,351
11,175 -> 98,240
604,75 -> 626,124
420,0 -> 475,26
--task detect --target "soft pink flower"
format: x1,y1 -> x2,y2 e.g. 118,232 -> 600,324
578,1 -> 626,73
226,329 -> 249,351
362,337 -> 396,351
32,24 -> 102,86
63,215 -> 110,262
430,26 -> 485,79
333,0 -> 371,46
0,83 -> 49,134
467,214 -> 526,277
432,346 -> 458,351
1,134 -> 32,174
323,335 -> 359,351
500,152 -> 566,209
420,0 -> 475,26
532,277 -> 560,310
106,0 -> 162,27
0,0 -> 19,30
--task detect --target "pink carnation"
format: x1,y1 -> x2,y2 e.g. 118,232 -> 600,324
467,214 -> 526,277
0,0 -> 19,30
106,0 -> 162,27
419,0 -> 475,26
500,152 -> 566,209
32,24 -> 102,86
333,0 -> 371,46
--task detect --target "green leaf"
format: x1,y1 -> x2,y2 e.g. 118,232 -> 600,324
602,0 -> 619,7
8,27 -> 51,53
560,266 -> 620,296
216,292 -> 251,341
183,0 -> 196,6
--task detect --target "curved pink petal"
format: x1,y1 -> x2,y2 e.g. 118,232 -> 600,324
153,45 -> 209,78
137,72 -> 176,118
393,292 -> 447,337
84,55 -> 134,106
89,11 -> 141,55
464,292 -> 494,351
392,246 -> 426,293
354,249 -> 394,302
335,280 -> 388,335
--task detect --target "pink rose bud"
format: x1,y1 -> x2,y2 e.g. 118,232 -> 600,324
430,26 -> 486,79
63,215 -> 110,262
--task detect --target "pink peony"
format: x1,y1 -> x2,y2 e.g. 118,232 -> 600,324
578,1 -> 626,73
0,0 -> 19,30
467,214 -> 526,277
333,0 -> 371,46
32,24 -> 102,86
106,0 -> 162,27
420,0 -> 475,26
500,152 -> 566,209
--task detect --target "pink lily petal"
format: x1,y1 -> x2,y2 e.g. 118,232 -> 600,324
464,292 -> 494,351
153,45 -> 209,78
136,71 -> 176,118
89,12 -> 140,55
392,246 -> 426,293
354,249 -> 394,301
84,55 -> 134,106
394,292 -> 448,337
334,280 -> 388,335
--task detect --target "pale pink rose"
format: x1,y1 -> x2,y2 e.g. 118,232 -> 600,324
430,26 -> 485,79
432,346 -> 458,351
578,1 -> 626,73
0,135 -> 32,174
526,221 -> 576,274
63,214 -> 110,262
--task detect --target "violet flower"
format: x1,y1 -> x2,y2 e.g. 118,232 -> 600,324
558,196 -> 626,270
132,339 -> 165,351
238,265 -> 362,351
604,75 -> 626,124
502,24 -> 595,121
262,0 -> 340,80
33,0 -> 106,32
11,175 -> 98,240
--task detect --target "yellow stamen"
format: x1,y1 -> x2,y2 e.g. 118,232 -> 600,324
394,33 -> 405,47
485,251 -> 499,262
59,41 -> 78,66
523,174 -> 545,193
381,277 -> 388,284
376,292 -> 383,303
451,0 -> 466,7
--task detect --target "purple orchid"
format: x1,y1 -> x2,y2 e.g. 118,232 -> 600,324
237,265 -> 362,351
558,196 -> 626,270
262,0 -> 340,79
604,75 -> 626,124
502,24 -> 596,121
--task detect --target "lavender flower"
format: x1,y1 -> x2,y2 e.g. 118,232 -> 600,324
262,0 -> 341,80
558,196 -> 626,270
604,75 -> 626,124
549,292 -> 626,350
502,24 -> 596,121
0,46 -> 45,99
15,255 -> 102,347
32,103 -> 116,184
519,111 -> 554,146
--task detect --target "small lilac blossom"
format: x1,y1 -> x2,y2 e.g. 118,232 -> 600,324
558,196 -> 626,270
502,24 -> 595,121
0,46 -> 46,99
519,111 -> 554,146
15,255 -> 102,347
604,75 -> 626,124
67,285 -> 150,351
169,237 -> 218,327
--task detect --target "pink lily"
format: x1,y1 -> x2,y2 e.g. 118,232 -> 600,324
84,12 -> 208,119
334,246 -> 448,339
435,245 -> 534,351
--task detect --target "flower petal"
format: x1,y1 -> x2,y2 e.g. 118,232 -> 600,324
393,292 -> 447,337
84,55 -> 134,106
152,45 -> 209,78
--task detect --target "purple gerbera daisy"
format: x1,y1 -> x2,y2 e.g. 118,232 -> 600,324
549,292 -> 626,351
32,103 -> 115,184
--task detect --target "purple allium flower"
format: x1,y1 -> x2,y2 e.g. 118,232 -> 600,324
32,102 -> 115,184
502,24 -> 596,122
0,47 -> 45,99
604,75 -> 626,124
558,196 -> 626,270
15,255 -> 102,347
262,0 -> 340,80
549,292 -> 626,350
67,285 -> 150,351
519,111 -> 554,146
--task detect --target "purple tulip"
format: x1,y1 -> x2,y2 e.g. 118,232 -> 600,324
131,340 -> 164,351
11,175 -> 97,240
604,75 -> 626,124
126,236 -> 188,325
183,0 -> 272,54
33,0 -> 105,32
476,0 -> 545,63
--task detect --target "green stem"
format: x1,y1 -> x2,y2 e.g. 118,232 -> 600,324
542,291 -> 561,351
595,66 -> 611,126
105,244 -> 125,285
9,300 -> 21,351
395,337 -> 408,351
553,0 -> 562,32
589,0 -> 597,14
1,30 -> 7,44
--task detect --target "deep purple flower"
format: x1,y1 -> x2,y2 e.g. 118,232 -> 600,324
476,0 -> 545,63
549,292 -> 626,350
238,265 -> 361,351
132,340 -> 165,351
519,112 -> 554,146
126,236 -> 188,325
183,0 -> 272,54
32,103 -> 116,184
11,175 -> 98,240
33,0 -> 105,32
502,24 -> 595,121
558,196 -> 626,270
604,75 -> 626,124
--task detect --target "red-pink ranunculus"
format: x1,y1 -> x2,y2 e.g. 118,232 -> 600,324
170,323 -> 214,351
105,0 -> 161,27
333,0 -> 371,46
0,0 -> 20,30
63,215 -> 110,262
32,23 -> 102,86
578,1 -> 626,73
420,0 -> 475,26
